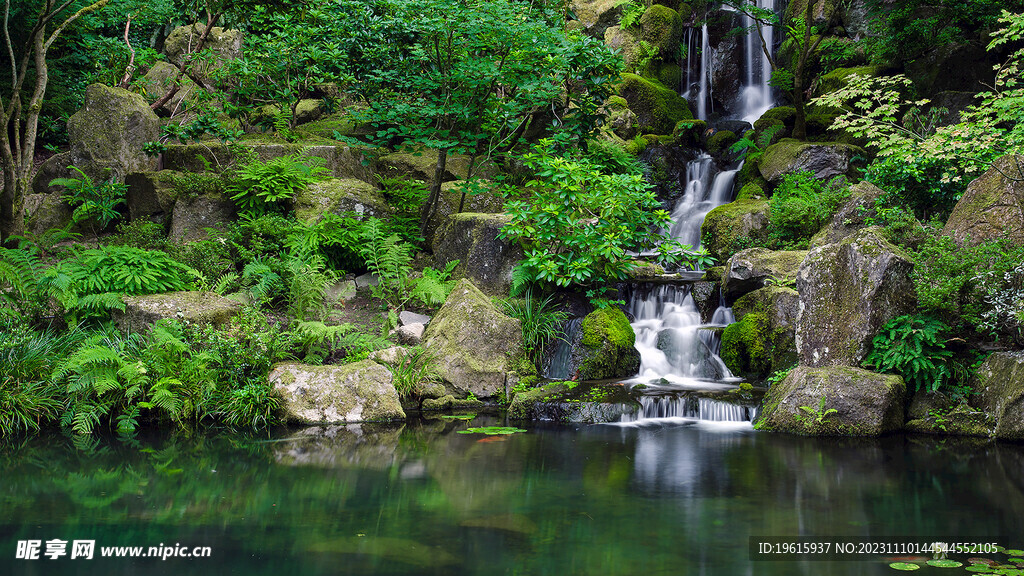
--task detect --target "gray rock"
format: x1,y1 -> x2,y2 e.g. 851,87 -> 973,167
160,143 -> 375,184
326,280 -> 357,302
810,180 -> 888,248
759,138 -> 863,185
369,346 -> 408,367
720,286 -> 800,380
422,279 -> 524,399
139,60 -> 198,115
942,154 -> 1024,247
971,351 -> 1024,440
23,193 -> 73,237
754,365 -> 906,436
125,170 -> 182,221
399,311 -> 431,326
67,84 -> 161,183
722,248 -> 807,303
163,24 -> 242,85
795,227 -> 916,367
432,213 -> 524,295
270,360 -> 405,424
355,273 -> 380,290
508,381 -> 640,423
168,192 -> 234,242
292,178 -> 391,223
397,324 -> 425,345
31,152 -> 74,195
569,0 -> 625,38
113,291 -> 241,334
423,180 -> 506,246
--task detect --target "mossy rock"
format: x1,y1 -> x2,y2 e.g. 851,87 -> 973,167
755,365 -> 906,436
604,95 -> 641,140
700,198 -> 771,263
720,286 -> 799,380
904,403 -> 996,437
603,25 -> 642,70
639,5 -> 683,58
706,130 -> 737,157
649,61 -> 682,93
431,212 -> 523,295
617,73 -> 693,135
783,0 -> 839,29
163,24 -> 242,84
722,248 -> 807,302
67,84 -> 161,183
735,182 -> 765,201
125,170 -> 183,221
670,119 -> 707,147
375,151 -> 496,185
293,99 -> 325,125
817,65 -> 883,95
292,178 -> 391,223
113,291 -> 241,335
941,154 -> 1024,247
293,114 -> 358,139
138,61 -> 198,115
160,142 -> 376,184
971,351 -> 1024,440
269,360 -> 405,424
24,193 -> 73,238
758,138 -> 863,185
810,180 -> 887,248
569,0 -> 625,38
570,307 -> 640,380
508,381 -> 640,423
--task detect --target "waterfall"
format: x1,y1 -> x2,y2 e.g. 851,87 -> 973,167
627,396 -> 759,422
696,24 -> 712,121
741,0 -> 776,123
544,317 -> 583,380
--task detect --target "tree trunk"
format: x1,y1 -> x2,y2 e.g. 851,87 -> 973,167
419,148 -> 448,239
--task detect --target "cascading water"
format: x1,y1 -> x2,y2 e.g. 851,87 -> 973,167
696,24 -> 712,121
741,0 -> 776,124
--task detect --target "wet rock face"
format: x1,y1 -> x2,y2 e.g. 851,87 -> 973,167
270,361 -> 406,425
971,352 -> 1024,441
942,154 -> 1024,247
422,279 -> 524,399
795,227 -> 916,368
755,365 -> 906,436
720,286 -> 799,380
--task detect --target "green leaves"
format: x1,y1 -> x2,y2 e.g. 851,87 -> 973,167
864,315 -> 954,394
228,154 -> 329,216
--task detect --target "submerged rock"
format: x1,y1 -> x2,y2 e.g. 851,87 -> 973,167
113,291 -> 241,334
795,228 -> 915,367
270,360 -> 405,424
573,307 -> 641,380
508,381 -> 640,423
432,213 -> 523,295
722,248 -> 806,303
755,365 -> 906,436
971,352 -> 1024,440
942,154 -> 1024,247
422,279 -> 525,399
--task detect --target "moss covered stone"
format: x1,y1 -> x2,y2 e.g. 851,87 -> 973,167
720,286 -> 799,380
817,65 -> 882,94
618,73 -> 693,135
114,291 -> 241,334
754,365 -> 905,436
904,403 -> 996,437
67,84 -> 161,183
639,5 -> 683,57
161,143 -> 375,184
971,351 -> 1024,440
795,227 -> 916,367
569,0 -> 625,38
723,248 -> 807,302
139,61 -> 198,115
603,25 -> 642,70
573,307 -> 640,380
508,381 -> 640,423
375,151 -> 496,184
810,180 -> 887,248
736,183 -> 764,200
292,178 -> 391,223
941,154 -> 1024,247
125,170 -> 183,221
706,130 -> 737,157
700,198 -> 771,263
163,24 -> 242,84
431,213 -> 523,295
270,360 -> 405,424
422,279 -> 525,399
759,138 -> 863,184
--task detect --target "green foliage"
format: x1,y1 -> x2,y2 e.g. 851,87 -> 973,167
50,167 -> 127,231
795,396 -> 838,429
107,219 -> 168,251
768,172 -> 848,245
49,246 -> 193,297
584,138 -> 645,176
389,346 -> 440,398
228,153 -> 329,216
864,315 -> 954,394
618,0 -> 646,29
501,141 -> 710,295
500,289 -> 568,368
458,426 -> 527,435
729,125 -> 784,163
377,176 -> 431,244
290,321 -> 386,364
864,0 -> 1010,63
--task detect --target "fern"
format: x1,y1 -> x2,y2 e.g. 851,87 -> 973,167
228,153 -> 329,216
50,166 -> 127,231
864,315 -> 954,393
410,261 -> 459,308
285,256 -> 338,322
618,0 -> 645,29
0,247 -> 44,318
360,218 -> 415,312
290,321 -> 387,362
389,346 -> 440,398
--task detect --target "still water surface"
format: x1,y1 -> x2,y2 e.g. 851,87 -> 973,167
2,416 -> 1022,575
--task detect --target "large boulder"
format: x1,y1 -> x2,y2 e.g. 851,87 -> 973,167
795,227 -> 916,367
424,181 -> 506,245
431,213 -> 523,295
639,5 -> 683,58
422,279 -> 525,399
125,170 -> 182,222
720,286 -> 799,380
163,24 -> 242,85
31,152 -> 73,195
169,192 -> 235,242
758,138 -> 862,185
67,84 -> 161,183
755,365 -> 906,436
292,178 -> 390,223
572,307 -> 641,380
700,198 -> 771,262
113,291 -> 241,334
269,361 -> 405,425
23,194 -> 73,237
139,60 -> 198,114
569,0 -> 624,38
722,248 -> 807,303
971,352 -> 1024,440
942,154 -> 1024,247
604,26 -> 642,71
810,180 -> 887,248
617,73 -> 693,135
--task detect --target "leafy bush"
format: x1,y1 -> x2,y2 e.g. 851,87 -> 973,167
108,219 -> 168,251
585,138 -> 645,176
863,315 -> 955,394
865,155 -> 965,221
377,176 -> 431,244
50,246 -> 194,296
768,171 -> 848,245
50,166 -> 127,231
228,153 -> 330,216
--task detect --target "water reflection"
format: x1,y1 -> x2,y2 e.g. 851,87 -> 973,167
1,420 -> 1022,576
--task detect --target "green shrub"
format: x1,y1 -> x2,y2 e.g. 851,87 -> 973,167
227,153 -> 330,216
108,219 -> 168,251
585,138 -> 645,176
389,346 -> 440,398
377,176 -> 430,244
50,166 -> 127,232
768,171 -> 848,245
49,245 -> 194,296
863,314 -> 954,395
865,155 -> 965,222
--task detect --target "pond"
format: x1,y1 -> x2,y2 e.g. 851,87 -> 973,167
2,416 -> 1023,575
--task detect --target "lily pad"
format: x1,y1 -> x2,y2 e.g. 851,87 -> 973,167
440,414 -> 477,420
458,426 -> 527,435
965,566 -> 995,574
1007,551 -> 1024,557
890,562 -> 922,571
927,560 -> 964,568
